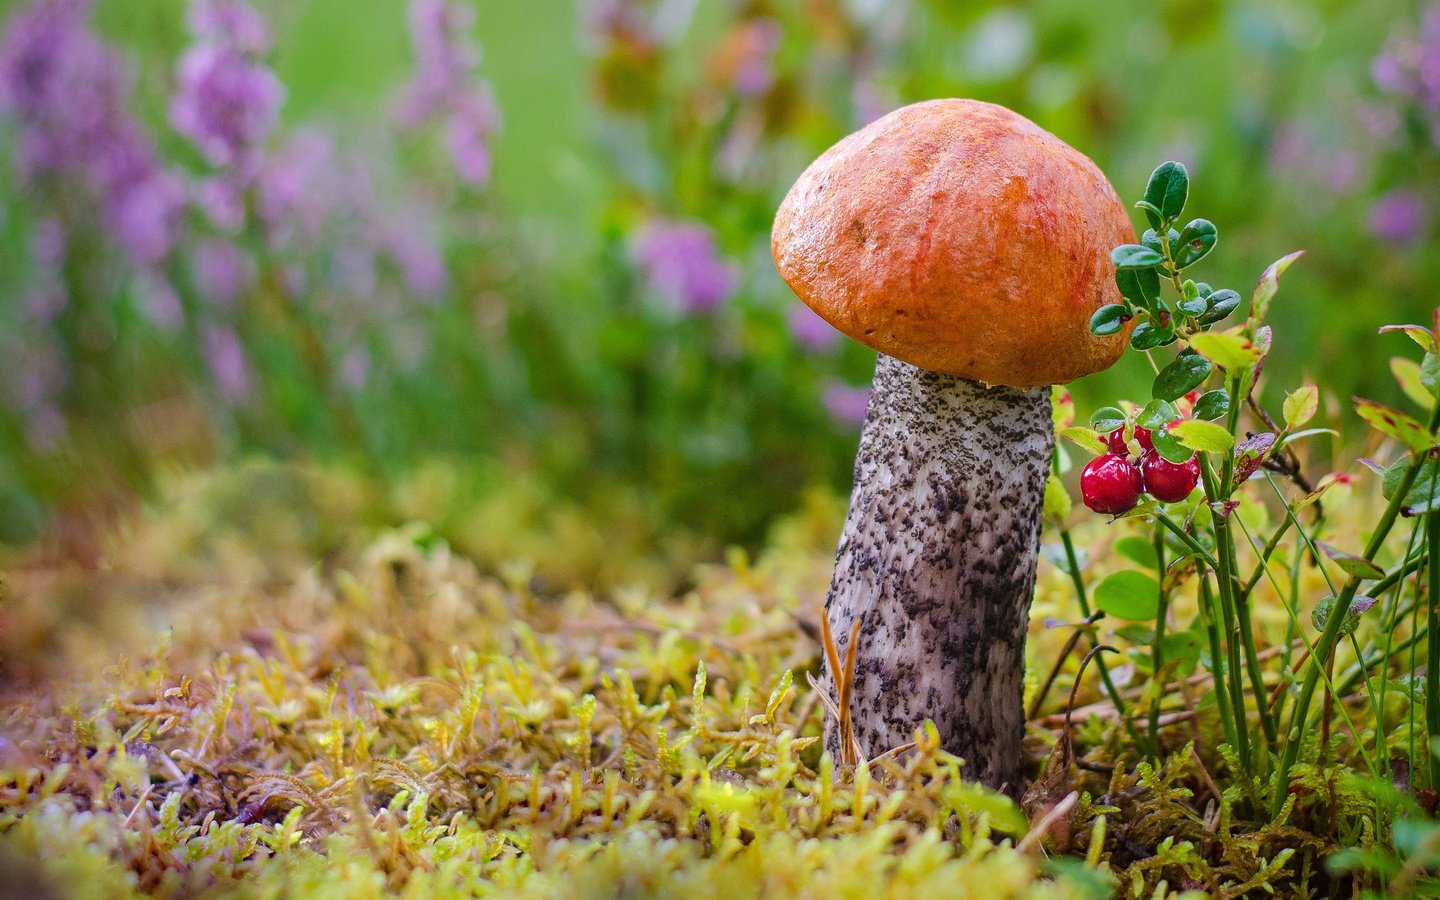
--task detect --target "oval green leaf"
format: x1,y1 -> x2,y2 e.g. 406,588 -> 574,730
1169,419 -> 1234,453
1143,161 -> 1189,228
1193,389 -> 1230,420
1090,304 -> 1132,336
1174,218 -> 1217,269
1095,570 -> 1162,621
1112,244 -> 1166,269
1153,353 -> 1213,401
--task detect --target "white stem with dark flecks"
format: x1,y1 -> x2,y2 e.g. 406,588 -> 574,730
823,353 -> 1054,795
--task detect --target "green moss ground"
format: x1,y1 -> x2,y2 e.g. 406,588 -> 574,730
0,464 -> 1369,897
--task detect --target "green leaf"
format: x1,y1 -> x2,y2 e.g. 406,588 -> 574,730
1112,244 -> 1165,269
1150,425 -> 1193,463
1283,385 -> 1319,429
1090,304 -> 1132,336
1152,353 -> 1212,401
1095,570 -> 1161,620
1383,456 -> 1440,516
1279,427 -> 1337,447
1143,161 -> 1189,228
1354,398 -> 1435,453
1378,323 -> 1437,353
1043,473 -> 1072,522
1176,294 -> 1208,318
1251,250 -> 1305,322
1170,419 -> 1234,453
1061,426 -> 1107,457
1138,399 -> 1179,429
1391,357 -> 1434,409
1189,329 -> 1264,370
1311,595 -> 1377,637
1117,266 -> 1161,310
1193,389 -> 1230,420
1089,406 -> 1127,433
1141,228 -> 1180,255
1173,219 -> 1217,269
1198,288 -> 1241,325
1133,199 -> 1162,220
1315,542 -> 1385,580
1129,321 -> 1171,351
1422,352 -> 1440,396
1113,535 -> 1159,569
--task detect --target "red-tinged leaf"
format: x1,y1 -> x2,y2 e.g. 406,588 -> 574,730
1391,357 -> 1434,409
1379,324 -> 1437,353
1209,500 -> 1239,518
1251,251 -> 1305,321
1354,398 -> 1436,453
1357,458 -> 1387,477
1233,432 -> 1278,483
1051,386 -> 1075,431
1295,473 -> 1349,510
1315,541 -> 1386,580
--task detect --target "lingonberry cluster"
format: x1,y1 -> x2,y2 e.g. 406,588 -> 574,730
1080,398 -> 1202,514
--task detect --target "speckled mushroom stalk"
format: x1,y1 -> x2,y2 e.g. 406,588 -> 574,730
772,98 -> 1136,795
825,356 -> 1052,793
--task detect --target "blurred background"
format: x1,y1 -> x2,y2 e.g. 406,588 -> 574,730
1,0 -> 1437,589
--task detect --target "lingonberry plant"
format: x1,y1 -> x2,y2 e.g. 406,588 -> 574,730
1053,160 -> 1440,867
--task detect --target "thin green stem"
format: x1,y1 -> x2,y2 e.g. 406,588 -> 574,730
1199,454 -> 1264,773
1059,529 -> 1130,718
1153,511 -> 1222,571
1428,509 -> 1440,791
1271,405 -> 1440,817
1149,530 -> 1169,747
1195,570 -> 1240,755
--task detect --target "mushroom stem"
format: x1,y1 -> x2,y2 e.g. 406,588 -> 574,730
823,353 -> 1054,794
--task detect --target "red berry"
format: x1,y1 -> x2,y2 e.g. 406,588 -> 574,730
1141,450 -> 1200,503
1134,426 -> 1153,452
1081,454 -> 1144,515
1105,428 -> 1128,454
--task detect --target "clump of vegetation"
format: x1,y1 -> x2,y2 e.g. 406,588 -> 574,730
0,443 -> 1429,897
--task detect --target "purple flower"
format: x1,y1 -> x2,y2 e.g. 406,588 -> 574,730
136,270 -> 184,331
823,381 -> 871,426
631,219 -> 737,313
788,304 -> 840,351
22,286 -> 65,324
383,213 -> 448,299
258,129 -> 338,244
171,0 -> 284,168
111,171 -> 185,264
189,0 -> 270,54
193,238 -> 256,306
1372,6 -> 1440,112
396,0 -> 498,185
199,176 -> 246,232
444,87 -> 498,184
340,346 -> 370,390
31,217 -> 65,267
0,0 -> 183,263
1369,189 -> 1427,243
202,324 -> 250,402
730,18 -> 782,98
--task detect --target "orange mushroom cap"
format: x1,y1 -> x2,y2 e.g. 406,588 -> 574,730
772,98 -> 1137,388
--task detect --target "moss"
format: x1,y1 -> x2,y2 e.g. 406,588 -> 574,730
0,463 -> 1404,897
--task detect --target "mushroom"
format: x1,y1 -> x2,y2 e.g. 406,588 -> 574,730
772,99 -> 1135,793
